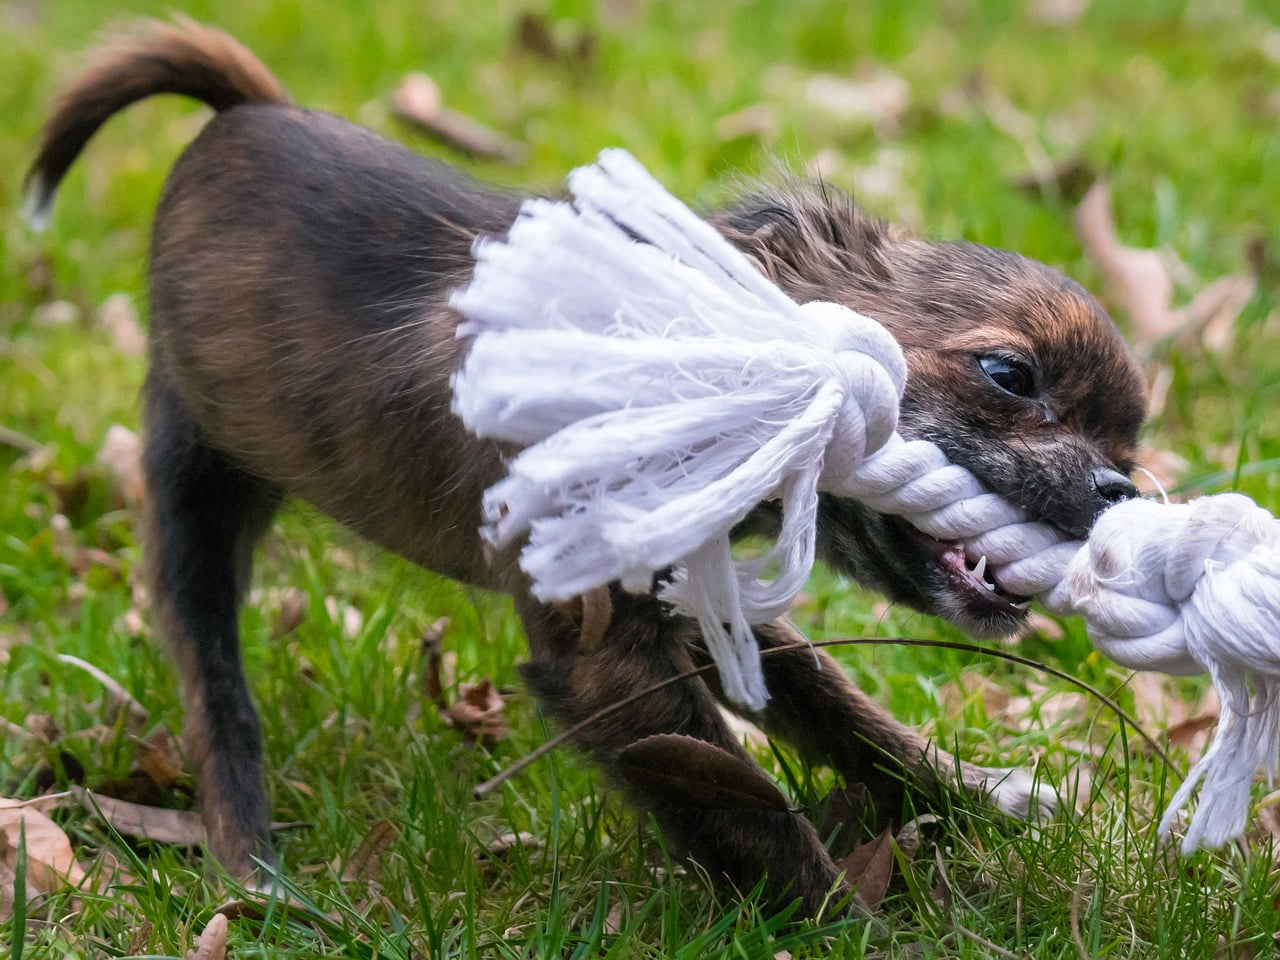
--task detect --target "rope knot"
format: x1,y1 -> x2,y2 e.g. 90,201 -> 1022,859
795,300 -> 907,492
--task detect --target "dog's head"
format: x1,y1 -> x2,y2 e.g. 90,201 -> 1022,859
717,187 -> 1147,637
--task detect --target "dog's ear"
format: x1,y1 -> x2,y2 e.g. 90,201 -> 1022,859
712,187 -> 895,298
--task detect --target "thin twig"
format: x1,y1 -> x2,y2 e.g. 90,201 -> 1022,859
0,425 -> 41,454
473,636 -> 1180,798
1070,877 -> 1090,960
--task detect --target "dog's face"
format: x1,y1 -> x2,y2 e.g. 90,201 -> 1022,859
717,191 -> 1147,637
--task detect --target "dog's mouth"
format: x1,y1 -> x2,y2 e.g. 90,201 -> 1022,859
815,496 -> 1036,638
917,532 -> 1031,619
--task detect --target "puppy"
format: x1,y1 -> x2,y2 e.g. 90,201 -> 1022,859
28,21 -> 1146,916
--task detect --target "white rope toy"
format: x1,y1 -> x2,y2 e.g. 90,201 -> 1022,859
451,148 -> 1280,852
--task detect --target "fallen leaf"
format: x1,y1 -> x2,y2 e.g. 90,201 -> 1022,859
616,734 -> 789,812
323,597 -> 363,639
809,783 -> 870,859
513,12 -> 597,66
835,824 -> 895,911
1181,273 -> 1255,353
420,616 -> 450,705
894,814 -> 939,861
1027,0 -> 1091,26
97,292 -> 146,357
127,920 -> 154,954
715,103 -> 779,141
71,785 -> 206,846
443,678 -> 507,745
513,12 -> 557,58
0,796 -> 87,920
271,588 -> 307,640
1076,181 -> 1176,349
1009,156 -> 1096,205
96,424 -> 145,504
186,912 -> 228,960
485,831 -> 542,857
393,73 -> 526,164
804,67 -> 909,128
333,819 -> 398,883
134,728 -> 185,786
32,300 -> 79,328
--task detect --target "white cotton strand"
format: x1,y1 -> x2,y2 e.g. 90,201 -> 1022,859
450,148 -> 1280,851
452,148 -> 906,710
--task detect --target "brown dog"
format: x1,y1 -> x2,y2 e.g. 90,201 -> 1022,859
28,21 -> 1146,916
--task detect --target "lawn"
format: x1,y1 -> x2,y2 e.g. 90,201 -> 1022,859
2,0 -> 1280,956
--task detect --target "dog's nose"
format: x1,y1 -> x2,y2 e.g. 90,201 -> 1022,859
1092,467 -> 1138,505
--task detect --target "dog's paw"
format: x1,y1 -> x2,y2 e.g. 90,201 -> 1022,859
972,765 -> 1058,822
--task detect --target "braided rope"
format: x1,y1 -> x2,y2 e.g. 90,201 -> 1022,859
451,148 -> 1280,852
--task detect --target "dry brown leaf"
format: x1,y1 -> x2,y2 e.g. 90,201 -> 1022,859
1180,273 -> 1255,353
71,785 -> 206,846
616,734 -> 789,812
393,73 -> 526,164
715,103 -> 779,141
513,12 -> 597,65
134,727 -> 185,786
127,920 -> 154,954
1009,156 -> 1096,204
271,588 -> 307,641
804,68 -> 909,128
97,293 -> 146,357
485,831 -> 543,857
0,796 -> 87,919
323,597 -> 363,639
894,814 -> 939,861
1076,181 -> 1176,349
420,616 -> 450,705
186,912 -> 228,960
1027,0 -> 1091,26
334,819 -> 398,883
32,300 -> 79,328
810,783 -> 869,856
835,824 -> 895,911
443,678 -> 507,745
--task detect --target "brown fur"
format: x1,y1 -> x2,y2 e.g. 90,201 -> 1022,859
28,22 -> 1146,917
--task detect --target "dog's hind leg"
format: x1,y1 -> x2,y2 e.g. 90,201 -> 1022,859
142,366 -> 282,879
515,592 -> 850,917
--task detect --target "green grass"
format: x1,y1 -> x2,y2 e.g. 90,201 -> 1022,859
3,0 -> 1280,956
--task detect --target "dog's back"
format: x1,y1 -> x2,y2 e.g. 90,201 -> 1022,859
29,19 -> 523,587
28,21 -> 531,877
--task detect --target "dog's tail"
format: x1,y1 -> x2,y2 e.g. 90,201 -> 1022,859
25,18 -> 290,228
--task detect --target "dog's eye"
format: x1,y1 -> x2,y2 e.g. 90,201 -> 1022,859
979,355 -> 1035,398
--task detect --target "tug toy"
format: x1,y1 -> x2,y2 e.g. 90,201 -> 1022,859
451,149 -> 1280,853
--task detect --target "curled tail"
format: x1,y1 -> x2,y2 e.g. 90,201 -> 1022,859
25,18 -> 290,227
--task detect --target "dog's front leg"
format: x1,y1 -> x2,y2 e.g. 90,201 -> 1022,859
720,621 -> 1055,824
513,592 -> 850,917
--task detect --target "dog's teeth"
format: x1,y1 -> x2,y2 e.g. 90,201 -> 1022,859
972,555 -> 988,581
1013,600 -> 1031,610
